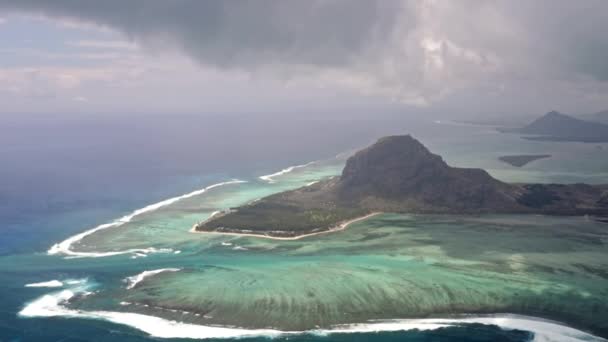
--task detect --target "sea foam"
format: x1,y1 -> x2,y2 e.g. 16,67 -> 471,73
19,282 -> 284,339
259,162 -> 314,183
124,268 -> 181,290
20,280 -> 605,341
47,180 -> 246,258
25,280 -> 64,288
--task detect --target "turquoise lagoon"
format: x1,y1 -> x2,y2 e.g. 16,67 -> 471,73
3,119 -> 608,341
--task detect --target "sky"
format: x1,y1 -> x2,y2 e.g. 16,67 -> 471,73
1,0 -> 608,119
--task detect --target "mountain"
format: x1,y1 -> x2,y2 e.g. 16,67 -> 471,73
195,135 -> 608,237
500,111 -> 608,142
582,110 -> 608,124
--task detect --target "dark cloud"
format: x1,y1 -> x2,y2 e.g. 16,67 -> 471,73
0,1 -> 406,68
1,0 -> 608,108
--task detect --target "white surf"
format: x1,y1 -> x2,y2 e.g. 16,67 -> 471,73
20,281 -> 605,341
47,180 -> 246,258
25,280 -> 64,288
124,268 -> 181,290
259,162 -> 315,183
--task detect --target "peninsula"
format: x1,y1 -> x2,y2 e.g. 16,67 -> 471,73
195,135 -> 608,237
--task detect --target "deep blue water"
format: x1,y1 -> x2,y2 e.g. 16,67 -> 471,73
0,113 -> 536,341
0,112 -> 410,255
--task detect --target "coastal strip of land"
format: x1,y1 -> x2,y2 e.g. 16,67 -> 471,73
190,212 -> 381,241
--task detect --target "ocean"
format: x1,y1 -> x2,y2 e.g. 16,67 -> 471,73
1,113 -> 607,341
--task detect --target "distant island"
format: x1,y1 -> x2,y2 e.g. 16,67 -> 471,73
581,109 -> 608,124
498,154 -> 551,167
194,135 -> 608,238
499,111 -> 608,142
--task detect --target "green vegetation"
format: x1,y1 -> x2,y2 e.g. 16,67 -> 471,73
199,197 -> 367,236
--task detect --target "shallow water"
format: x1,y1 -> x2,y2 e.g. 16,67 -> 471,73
4,118 -> 608,341
55,212 -> 608,335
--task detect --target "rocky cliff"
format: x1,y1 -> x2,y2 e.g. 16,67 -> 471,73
337,135 -> 521,212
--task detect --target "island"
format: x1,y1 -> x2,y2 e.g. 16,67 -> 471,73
193,135 -> 608,238
498,154 -> 551,167
582,109 -> 608,124
499,111 -> 608,143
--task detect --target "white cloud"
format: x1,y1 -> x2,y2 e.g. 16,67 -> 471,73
67,40 -> 138,50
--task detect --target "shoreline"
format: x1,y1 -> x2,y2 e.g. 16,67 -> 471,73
190,212 -> 382,241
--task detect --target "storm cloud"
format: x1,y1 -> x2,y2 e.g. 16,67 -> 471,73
1,0 -> 608,107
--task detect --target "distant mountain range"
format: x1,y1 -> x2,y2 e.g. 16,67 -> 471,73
499,111 -> 608,142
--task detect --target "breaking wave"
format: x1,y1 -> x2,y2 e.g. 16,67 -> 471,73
259,162 -> 315,183
25,280 -> 64,288
20,280 -> 605,341
124,268 -> 181,289
25,279 -> 86,288
47,180 -> 246,258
